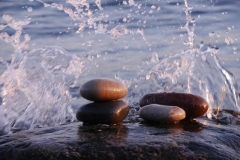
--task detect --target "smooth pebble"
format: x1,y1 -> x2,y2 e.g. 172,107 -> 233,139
139,104 -> 186,123
76,100 -> 130,124
139,92 -> 209,119
80,78 -> 128,101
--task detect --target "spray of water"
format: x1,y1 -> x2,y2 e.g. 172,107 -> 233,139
126,0 -> 240,118
0,15 -> 83,134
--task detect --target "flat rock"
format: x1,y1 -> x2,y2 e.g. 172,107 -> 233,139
139,104 -> 186,123
139,92 -> 209,119
76,100 -> 130,124
0,117 -> 240,160
80,78 -> 128,101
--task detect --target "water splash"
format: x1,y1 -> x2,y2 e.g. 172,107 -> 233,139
38,0 -> 147,41
182,0 -> 195,48
126,1 -> 240,119
0,14 -> 31,52
126,45 -> 240,118
0,46 -> 83,134
0,15 -> 83,134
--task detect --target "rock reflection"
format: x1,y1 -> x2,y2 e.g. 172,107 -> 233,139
139,119 -> 204,134
140,121 -> 183,135
77,124 -> 128,144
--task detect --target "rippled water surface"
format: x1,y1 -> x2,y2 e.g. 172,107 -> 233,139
0,0 -> 240,134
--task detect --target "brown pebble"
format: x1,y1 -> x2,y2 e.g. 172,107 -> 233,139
139,92 -> 209,119
139,104 -> 186,123
80,78 -> 128,101
76,100 -> 130,124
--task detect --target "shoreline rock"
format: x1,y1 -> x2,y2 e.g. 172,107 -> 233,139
0,118 -> 239,160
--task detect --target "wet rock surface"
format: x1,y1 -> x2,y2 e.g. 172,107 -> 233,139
0,116 -> 240,160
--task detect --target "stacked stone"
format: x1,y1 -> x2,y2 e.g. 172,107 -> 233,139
76,78 -> 129,124
139,92 -> 209,123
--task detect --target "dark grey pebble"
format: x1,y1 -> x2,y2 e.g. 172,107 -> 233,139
76,100 -> 130,124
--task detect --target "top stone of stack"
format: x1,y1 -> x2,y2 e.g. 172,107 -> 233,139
80,78 -> 128,101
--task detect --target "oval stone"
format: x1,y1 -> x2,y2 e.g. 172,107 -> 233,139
139,92 -> 209,119
139,104 -> 186,123
80,78 -> 128,101
76,100 -> 130,124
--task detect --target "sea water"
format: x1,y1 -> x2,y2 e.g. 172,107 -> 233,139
0,0 -> 239,134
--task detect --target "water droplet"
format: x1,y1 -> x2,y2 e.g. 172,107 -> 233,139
180,25 -> 185,29
138,4 -> 142,9
225,37 -> 234,45
137,28 -> 144,36
95,0 -> 103,10
150,52 -> 159,63
151,5 -> 156,9
209,32 -> 215,37
24,34 -> 31,41
115,73 -> 119,79
146,74 -> 151,80
123,1 -> 127,5
198,15 -> 201,18
128,0 -> 135,6
3,14 -> 13,22
149,10 -> 153,14
199,41 -> 204,49
190,18 -> 195,23
233,46 -> 237,51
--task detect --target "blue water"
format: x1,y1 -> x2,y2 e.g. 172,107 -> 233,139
0,0 -> 239,80
0,0 -> 240,133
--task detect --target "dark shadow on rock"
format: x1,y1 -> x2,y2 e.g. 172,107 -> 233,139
179,120 -> 204,132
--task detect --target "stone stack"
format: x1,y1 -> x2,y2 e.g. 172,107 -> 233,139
139,92 -> 209,123
76,78 -> 129,124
